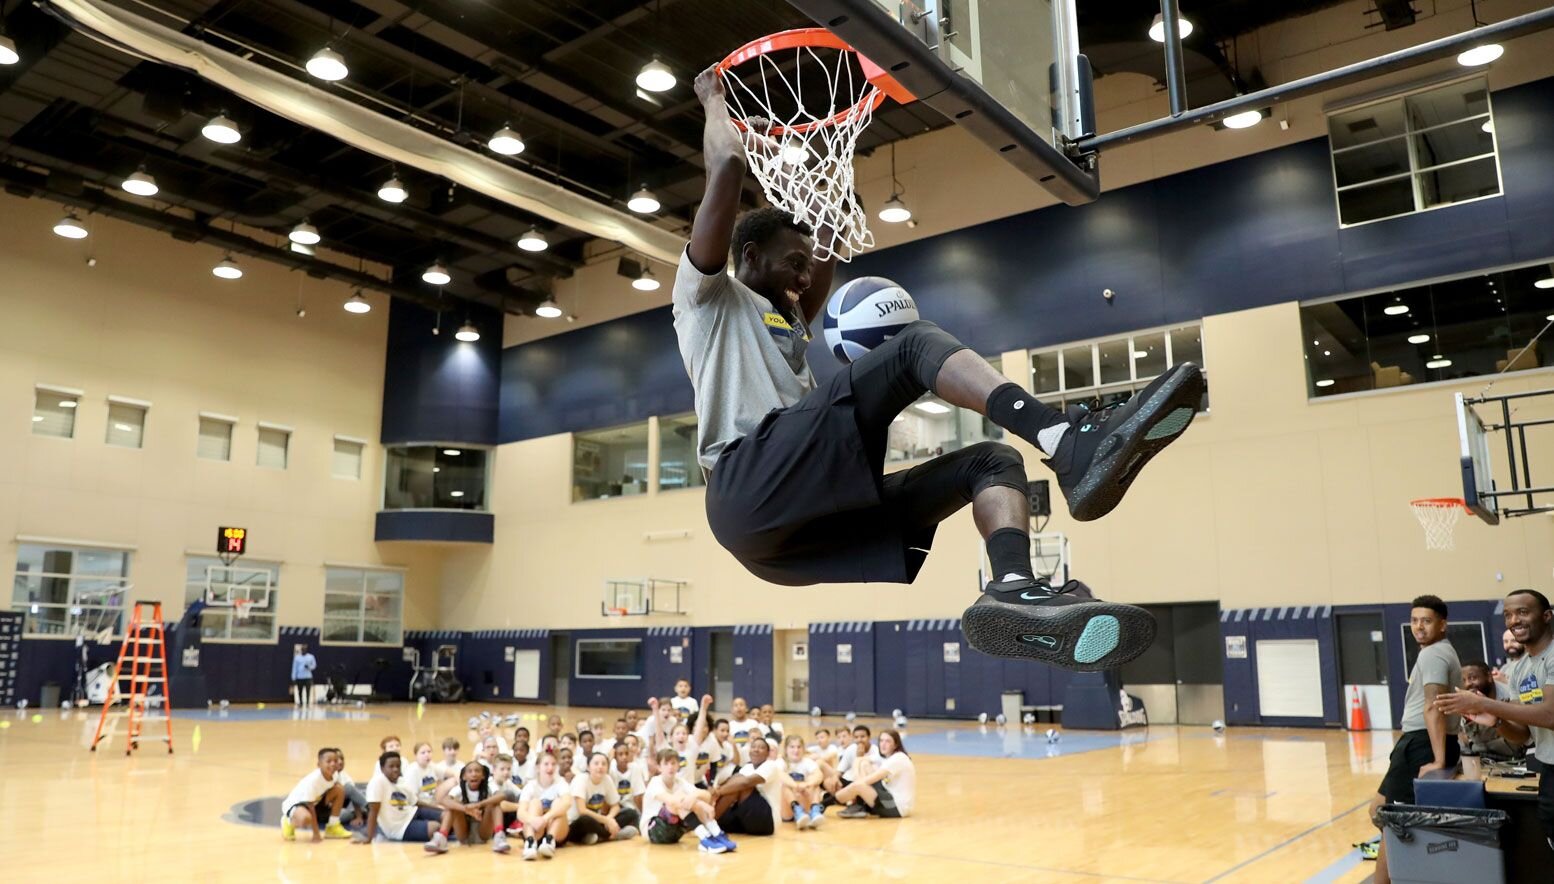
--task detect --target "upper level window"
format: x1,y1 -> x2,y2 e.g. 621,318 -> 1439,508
198,413 -> 235,461
1329,77 -> 1500,226
323,566 -> 403,645
33,385 -> 80,438
383,445 -> 488,510
658,414 -> 705,492
333,436 -> 366,480
106,397 -> 149,449
1031,325 -> 1208,414
1301,260 -> 1554,397
184,556 -> 278,642
11,542 -> 130,636
257,423 -> 291,469
887,357 -> 1006,463
573,422 -> 650,501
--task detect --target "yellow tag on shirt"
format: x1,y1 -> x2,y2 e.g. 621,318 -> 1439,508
763,311 -> 795,335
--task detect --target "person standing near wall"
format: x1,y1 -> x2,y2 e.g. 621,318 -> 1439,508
291,643 -> 318,708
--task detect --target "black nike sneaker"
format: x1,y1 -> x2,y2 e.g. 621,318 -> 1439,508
1046,361 -> 1203,522
961,576 -> 1156,670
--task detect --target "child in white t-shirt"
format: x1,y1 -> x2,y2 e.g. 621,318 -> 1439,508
403,742 -> 441,805
281,748 -> 348,842
424,760 -> 509,854
569,752 -> 639,844
490,754 -> 525,837
670,679 -> 699,724
836,730 -> 915,818
780,735 -> 826,829
354,751 -> 441,844
643,749 -> 733,853
610,742 -> 648,812
517,753 -> 570,860
433,737 -> 462,782
709,735 -> 780,837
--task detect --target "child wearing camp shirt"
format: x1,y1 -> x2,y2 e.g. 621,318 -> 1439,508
597,717 -> 630,756
491,754 -> 525,837
611,742 -> 649,812
703,718 -> 739,789
569,752 -> 640,844
433,738 -> 462,782
425,761 -> 509,854
518,752 -> 570,860
643,749 -> 734,853
575,730 -> 599,775
670,679 -> 699,725
354,751 -> 442,844
281,747 -> 349,842
726,698 -> 763,752
781,735 -> 826,829
556,747 -> 577,785
404,742 -> 441,804
836,730 -> 915,818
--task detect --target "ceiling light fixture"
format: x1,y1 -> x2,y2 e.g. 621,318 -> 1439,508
1481,119 -> 1495,134
879,143 -> 912,223
1315,379 -> 1335,388
344,291 -> 371,314
306,47 -> 349,81
535,298 -> 563,319
289,220 -> 321,245
627,186 -> 660,214
377,176 -> 408,203
422,262 -> 451,286
1426,357 -> 1454,369
488,126 -> 525,156
121,168 -> 159,197
1383,304 -> 1410,315
212,256 -> 243,280
1534,277 -> 1554,290
1457,43 -> 1504,67
1148,12 -> 1193,42
449,490 -> 465,498
1132,350 -> 1148,359
633,267 -> 661,292
1222,109 -> 1265,130
517,227 -> 549,252
202,114 -> 241,144
636,58 -> 676,93
1408,333 -> 1431,344
442,449 -> 462,456
0,35 -> 19,66
53,213 -> 88,239
455,322 -> 480,342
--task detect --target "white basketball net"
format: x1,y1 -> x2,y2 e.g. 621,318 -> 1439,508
720,45 -> 882,262
1411,499 -> 1463,551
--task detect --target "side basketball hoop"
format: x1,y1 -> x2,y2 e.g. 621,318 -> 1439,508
717,28 -> 913,262
1411,498 -> 1465,551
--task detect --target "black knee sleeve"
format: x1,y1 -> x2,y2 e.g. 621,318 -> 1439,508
964,441 -> 1028,498
891,320 -> 968,389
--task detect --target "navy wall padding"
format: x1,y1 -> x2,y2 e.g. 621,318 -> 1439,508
691,627 -> 715,699
809,621 -> 877,715
458,631 -> 551,703
381,299 -> 501,446
644,627 -> 695,701
496,77 -> 1554,444
374,510 -> 494,544
874,619 -> 1073,720
731,624 -> 774,708
1218,606 -> 1339,728
14,638 -> 117,706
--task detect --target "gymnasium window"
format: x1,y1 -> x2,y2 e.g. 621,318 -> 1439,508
197,414 -> 235,461
657,414 -> 705,492
1328,77 -> 1501,227
183,556 -> 279,642
1301,260 -> 1554,398
105,397 -> 148,449
256,423 -> 291,469
575,639 -> 644,679
573,421 -> 651,501
887,356 -> 1006,464
383,445 -> 488,510
322,566 -> 403,645
1030,325 -> 1209,414
32,385 -> 80,438
332,436 -> 366,480
10,542 -> 130,637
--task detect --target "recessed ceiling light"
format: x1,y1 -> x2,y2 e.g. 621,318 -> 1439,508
535,299 -> 563,319
422,262 -> 451,286
1148,13 -> 1193,42
449,490 -> 465,498
306,47 -> 349,81
442,449 -> 462,456
1481,119 -> 1494,134
632,268 -> 661,292
1132,350 -> 1148,359
878,194 -> 912,223
1457,43 -> 1504,67
913,400 -> 952,415
1383,304 -> 1409,315
1222,109 -> 1264,130
1408,333 -> 1431,344
627,186 -> 660,214
343,292 -> 371,314
0,35 -> 19,66
1323,350 -> 1331,356
1315,379 -> 1335,388
377,176 -> 408,203
212,256 -> 243,280
488,126 -> 525,156
454,322 -> 480,342
517,227 -> 548,252
53,213 -> 88,239
122,169 -> 159,197
202,114 -> 241,144
1426,358 -> 1454,369
289,221 -> 320,245
636,58 -> 676,93
1534,277 -> 1554,290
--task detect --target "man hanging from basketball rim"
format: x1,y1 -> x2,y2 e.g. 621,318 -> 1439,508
673,66 -> 1204,671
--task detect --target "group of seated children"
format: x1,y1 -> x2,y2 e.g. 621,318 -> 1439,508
280,678 -> 916,858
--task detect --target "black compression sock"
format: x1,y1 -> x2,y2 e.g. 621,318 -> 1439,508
986,383 -> 1067,456
986,528 -> 1032,581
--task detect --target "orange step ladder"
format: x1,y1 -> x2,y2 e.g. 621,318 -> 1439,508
91,601 -> 174,755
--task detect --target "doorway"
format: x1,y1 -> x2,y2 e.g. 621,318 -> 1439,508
550,632 -> 570,708
1118,602 -> 1225,725
710,631 -> 735,711
773,629 -> 809,713
1335,611 -> 1390,730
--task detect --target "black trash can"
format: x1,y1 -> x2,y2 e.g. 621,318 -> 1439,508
1375,805 -> 1509,884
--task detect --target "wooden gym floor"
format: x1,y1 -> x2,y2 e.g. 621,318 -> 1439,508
0,703 -> 1387,883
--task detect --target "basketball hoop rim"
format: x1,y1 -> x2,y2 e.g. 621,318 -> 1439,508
716,27 -> 902,136
1410,497 -> 1466,508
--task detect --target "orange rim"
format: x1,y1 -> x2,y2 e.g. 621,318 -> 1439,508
1410,498 -> 1465,508
717,27 -> 904,135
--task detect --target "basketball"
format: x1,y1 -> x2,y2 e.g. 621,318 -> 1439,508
822,276 -> 919,364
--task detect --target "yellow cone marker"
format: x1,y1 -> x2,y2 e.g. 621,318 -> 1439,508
257,703 -> 266,710
192,725 -> 202,753
30,714 -> 42,723
0,720 -> 10,729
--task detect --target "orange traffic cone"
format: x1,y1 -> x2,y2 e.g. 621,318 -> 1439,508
1349,686 -> 1369,731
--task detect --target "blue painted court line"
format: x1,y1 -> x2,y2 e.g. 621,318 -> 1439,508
1303,849 -> 1364,884
173,708 -> 386,722
903,726 -> 1157,759
1201,800 -> 1370,883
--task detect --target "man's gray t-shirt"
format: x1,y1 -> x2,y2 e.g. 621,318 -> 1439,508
1503,644 -> 1552,763
672,247 -> 815,471
1401,640 -> 1461,734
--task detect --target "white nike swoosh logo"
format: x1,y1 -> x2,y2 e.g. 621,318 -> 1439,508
1020,591 -> 1050,600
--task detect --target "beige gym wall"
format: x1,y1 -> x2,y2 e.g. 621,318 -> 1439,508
0,194 -> 442,635
444,302 -> 1554,631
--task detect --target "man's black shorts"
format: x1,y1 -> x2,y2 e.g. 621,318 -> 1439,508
705,367 -> 934,587
716,792 -> 774,835
1378,729 -> 1460,804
